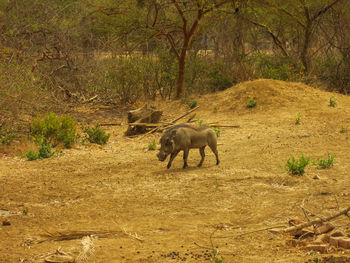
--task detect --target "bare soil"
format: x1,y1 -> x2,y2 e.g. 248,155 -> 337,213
1,79 -> 350,263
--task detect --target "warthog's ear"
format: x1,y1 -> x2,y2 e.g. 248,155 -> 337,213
170,129 -> 177,139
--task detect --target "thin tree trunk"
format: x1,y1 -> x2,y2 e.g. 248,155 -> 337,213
176,54 -> 186,98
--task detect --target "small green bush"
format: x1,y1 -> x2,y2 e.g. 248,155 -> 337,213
285,154 -> 310,175
26,150 -> 39,161
187,99 -> 198,109
314,153 -> 335,169
148,139 -> 157,150
26,139 -> 54,161
30,113 -> 78,148
214,127 -> 221,137
247,98 -> 257,108
329,97 -> 337,107
83,124 -> 110,145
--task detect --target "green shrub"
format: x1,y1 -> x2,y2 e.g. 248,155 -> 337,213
26,139 -> 54,161
214,127 -> 221,137
0,125 -> 15,145
26,150 -> 39,161
329,97 -> 337,107
247,98 -> 257,108
30,113 -> 78,148
83,124 -> 110,145
148,139 -> 157,151
314,153 -> 335,169
187,99 -> 198,109
285,154 -> 310,175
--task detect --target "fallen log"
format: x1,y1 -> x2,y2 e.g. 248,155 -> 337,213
281,206 -> 350,233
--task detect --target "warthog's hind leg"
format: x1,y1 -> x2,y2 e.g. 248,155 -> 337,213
182,148 -> 189,169
167,150 -> 180,169
209,144 -> 220,165
198,146 -> 206,167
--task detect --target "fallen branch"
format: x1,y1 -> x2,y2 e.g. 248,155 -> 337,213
170,106 -> 200,123
208,124 -> 240,128
282,206 -> 350,233
128,122 -> 170,127
99,123 -> 121,126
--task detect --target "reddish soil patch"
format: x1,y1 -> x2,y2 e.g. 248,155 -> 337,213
1,79 -> 350,262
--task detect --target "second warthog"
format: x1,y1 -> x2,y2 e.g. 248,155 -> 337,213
157,124 -> 220,169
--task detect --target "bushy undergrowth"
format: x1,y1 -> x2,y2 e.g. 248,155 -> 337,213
82,124 -> 110,145
247,53 -> 301,81
26,139 -> 54,161
29,113 -> 78,148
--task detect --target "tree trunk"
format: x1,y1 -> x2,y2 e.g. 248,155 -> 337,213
176,54 -> 186,98
301,21 -> 312,73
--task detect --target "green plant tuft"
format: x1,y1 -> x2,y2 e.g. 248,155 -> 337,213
247,98 -> 257,108
148,139 -> 157,150
285,154 -> 310,175
83,124 -> 110,145
214,127 -> 221,137
340,126 -> 348,133
329,97 -> 337,107
211,250 -> 224,263
295,113 -> 302,125
187,99 -> 198,109
314,153 -> 335,169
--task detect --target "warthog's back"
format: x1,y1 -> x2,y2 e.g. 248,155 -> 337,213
172,125 -> 217,149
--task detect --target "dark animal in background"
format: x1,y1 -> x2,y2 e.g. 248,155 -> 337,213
157,124 -> 220,169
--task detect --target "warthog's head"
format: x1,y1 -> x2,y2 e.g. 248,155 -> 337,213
157,130 -> 176,162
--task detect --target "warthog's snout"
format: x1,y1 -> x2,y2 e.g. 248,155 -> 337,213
157,151 -> 168,162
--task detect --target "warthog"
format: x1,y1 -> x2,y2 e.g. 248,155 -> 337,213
157,124 -> 220,169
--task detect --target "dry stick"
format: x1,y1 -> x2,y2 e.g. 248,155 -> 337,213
213,225 -> 286,239
170,106 -> 200,123
282,206 -> 350,233
100,123 -> 122,126
208,124 -> 240,128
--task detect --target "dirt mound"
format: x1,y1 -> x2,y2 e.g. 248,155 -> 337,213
199,79 -> 347,113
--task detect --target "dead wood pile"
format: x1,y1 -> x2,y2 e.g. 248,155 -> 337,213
123,105 -> 239,137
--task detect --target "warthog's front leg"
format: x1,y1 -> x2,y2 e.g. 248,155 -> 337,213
182,148 -> 189,169
167,150 -> 180,169
198,146 -> 206,167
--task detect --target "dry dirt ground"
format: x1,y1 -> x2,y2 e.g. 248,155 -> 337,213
1,79 -> 350,263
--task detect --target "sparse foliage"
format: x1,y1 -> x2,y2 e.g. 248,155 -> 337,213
314,153 -> 335,169
148,139 -> 157,151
